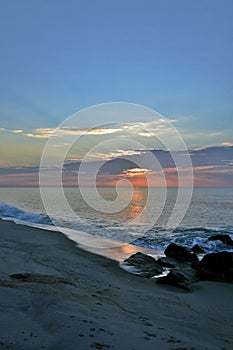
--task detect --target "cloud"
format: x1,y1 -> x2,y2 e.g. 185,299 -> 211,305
0,128 -> 24,134
81,149 -> 144,161
21,119 -> 177,140
221,142 -> 233,147
193,165 -> 233,174
9,129 -> 24,134
22,126 -> 122,139
0,145 -> 232,187
121,120 -> 177,137
122,168 -> 151,177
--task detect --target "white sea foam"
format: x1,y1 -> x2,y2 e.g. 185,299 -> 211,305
0,203 -> 51,225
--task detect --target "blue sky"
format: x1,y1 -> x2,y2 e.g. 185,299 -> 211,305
0,0 -> 233,175
1,0 -> 232,129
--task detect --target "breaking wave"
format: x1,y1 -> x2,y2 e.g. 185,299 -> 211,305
0,203 -> 52,226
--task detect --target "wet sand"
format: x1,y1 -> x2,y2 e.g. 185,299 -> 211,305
0,219 -> 232,349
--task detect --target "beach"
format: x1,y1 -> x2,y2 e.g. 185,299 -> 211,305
0,219 -> 233,350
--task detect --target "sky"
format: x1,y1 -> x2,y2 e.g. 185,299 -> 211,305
0,0 -> 233,186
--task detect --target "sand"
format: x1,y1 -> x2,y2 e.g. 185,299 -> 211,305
0,219 -> 232,350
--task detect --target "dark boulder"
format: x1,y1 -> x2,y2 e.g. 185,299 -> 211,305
208,234 -> 233,246
123,252 -> 163,278
156,267 -> 198,291
157,257 -> 176,268
164,243 -> 198,263
195,252 -> 233,281
191,244 -> 205,254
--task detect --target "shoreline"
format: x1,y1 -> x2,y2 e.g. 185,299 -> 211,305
0,219 -> 233,349
1,217 -> 162,262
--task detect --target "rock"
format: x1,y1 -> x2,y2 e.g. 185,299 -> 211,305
164,243 -> 198,263
156,267 -> 198,291
157,257 -> 176,268
191,244 -> 205,254
123,252 -> 163,278
195,252 -> 233,282
208,234 -> 233,246
124,252 -> 155,266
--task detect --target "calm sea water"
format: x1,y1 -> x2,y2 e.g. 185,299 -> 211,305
0,187 -> 232,253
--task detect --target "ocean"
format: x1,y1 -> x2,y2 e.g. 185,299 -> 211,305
0,187 -> 233,255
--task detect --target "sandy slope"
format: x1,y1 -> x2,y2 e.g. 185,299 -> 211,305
0,219 -> 232,350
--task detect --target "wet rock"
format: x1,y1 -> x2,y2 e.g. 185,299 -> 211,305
124,243 -> 233,290
157,257 -> 176,268
191,244 -> 205,254
208,234 -> 233,246
164,243 -> 198,263
123,252 -> 163,278
195,252 -> 233,282
156,266 -> 198,291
